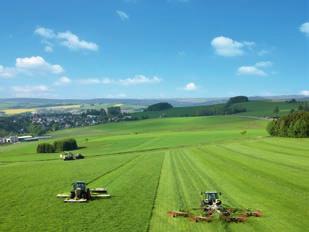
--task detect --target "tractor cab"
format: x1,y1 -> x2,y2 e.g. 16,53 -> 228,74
72,181 -> 87,191
201,191 -> 221,207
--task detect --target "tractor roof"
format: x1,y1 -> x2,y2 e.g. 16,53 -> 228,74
73,181 -> 86,184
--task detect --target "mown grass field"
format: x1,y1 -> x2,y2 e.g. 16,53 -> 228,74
0,116 -> 308,231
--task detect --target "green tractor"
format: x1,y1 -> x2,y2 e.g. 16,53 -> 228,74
57,181 -> 111,203
168,191 -> 262,223
69,181 -> 91,201
200,191 -> 222,207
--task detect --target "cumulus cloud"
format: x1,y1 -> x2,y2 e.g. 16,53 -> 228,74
34,27 -> 99,52
258,49 -> 270,56
119,75 -> 161,85
300,90 -> 309,96
34,27 -> 56,39
0,56 -> 63,78
116,10 -> 129,21
57,31 -> 98,51
12,85 -> 50,97
255,61 -> 272,68
78,78 -> 101,84
299,22 -> 309,36
184,82 -> 197,91
16,56 -> 64,74
44,46 -> 53,53
237,66 -> 267,76
237,61 -> 273,76
54,76 -> 71,86
0,65 -> 16,78
106,93 -> 127,98
211,36 -> 255,57
78,75 -> 161,86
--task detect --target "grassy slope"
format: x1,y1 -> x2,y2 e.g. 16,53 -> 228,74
0,116 -> 308,231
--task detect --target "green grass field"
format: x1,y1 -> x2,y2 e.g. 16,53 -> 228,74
0,116 -> 308,231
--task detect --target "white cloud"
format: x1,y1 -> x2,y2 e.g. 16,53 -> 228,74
57,31 -> 98,51
34,27 -> 56,39
12,85 -> 50,97
255,61 -> 272,68
78,78 -> 101,84
54,76 -> 71,86
116,10 -> 129,21
106,93 -> 127,98
0,56 -> 63,78
119,75 -> 161,85
34,27 -> 99,52
0,65 -> 16,78
78,75 -> 161,86
258,49 -> 270,56
237,66 -> 267,76
299,22 -> 309,36
16,56 -> 64,74
237,61 -> 273,76
44,46 -> 53,53
300,90 -> 309,96
184,82 -> 197,91
211,36 -> 255,57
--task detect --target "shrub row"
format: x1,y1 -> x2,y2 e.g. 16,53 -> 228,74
37,138 -> 78,153
267,111 -> 309,138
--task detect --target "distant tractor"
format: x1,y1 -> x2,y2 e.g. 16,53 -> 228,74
57,181 -> 111,203
60,152 -> 85,161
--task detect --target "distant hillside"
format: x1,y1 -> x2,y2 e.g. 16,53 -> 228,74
0,95 -> 308,110
131,100 -> 308,119
0,98 -> 227,110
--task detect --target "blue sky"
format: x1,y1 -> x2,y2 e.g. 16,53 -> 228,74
0,0 -> 308,99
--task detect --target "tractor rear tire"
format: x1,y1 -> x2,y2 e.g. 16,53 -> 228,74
86,188 -> 91,200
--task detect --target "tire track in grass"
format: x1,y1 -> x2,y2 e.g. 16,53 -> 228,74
181,149 -> 236,232
261,139 -> 309,151
239,142 -> 309,169
146,151 -> 165,232
162,151 -> 186,212
196,145 -> 307,231
220,144 -> 308,173
246,141 -> 309,159
201,145 -> 308,198
191,147 -> 271,232
86,154 -> 142,185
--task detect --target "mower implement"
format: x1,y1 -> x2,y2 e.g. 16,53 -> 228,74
167,211 -> 190,218
168,191 -> 262,224
57,181 -> 111,203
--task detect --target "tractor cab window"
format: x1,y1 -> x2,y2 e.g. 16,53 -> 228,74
208,193 -> 218,200
74,182 -> 85,190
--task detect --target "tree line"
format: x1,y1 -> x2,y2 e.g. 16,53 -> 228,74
267,111 -> 309,138
37,138 -> 79,153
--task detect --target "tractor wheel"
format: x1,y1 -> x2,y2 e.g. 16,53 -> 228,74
70,191 -> 75,199
86,188 -> 91,200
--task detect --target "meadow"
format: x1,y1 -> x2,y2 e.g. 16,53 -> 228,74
0,116 -> 308,231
